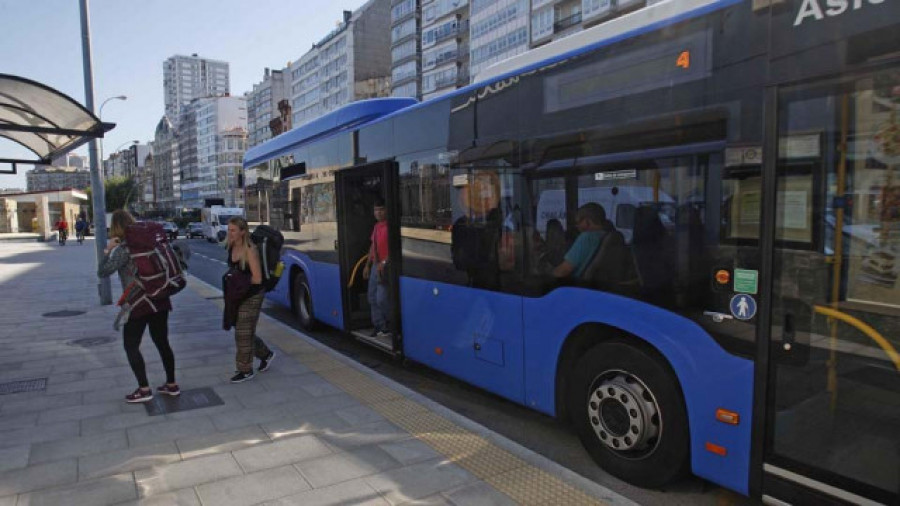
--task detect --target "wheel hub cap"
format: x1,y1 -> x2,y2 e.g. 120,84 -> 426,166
588,371 -> 660,453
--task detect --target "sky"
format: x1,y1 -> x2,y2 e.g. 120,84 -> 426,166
0,0 -> 370,189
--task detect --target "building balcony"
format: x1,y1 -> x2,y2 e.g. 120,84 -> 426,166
553,12 -> 582,32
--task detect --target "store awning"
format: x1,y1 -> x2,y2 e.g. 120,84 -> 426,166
0,74 -> 114,174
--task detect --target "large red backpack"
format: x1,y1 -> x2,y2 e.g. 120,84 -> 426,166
124,222 -> 186,302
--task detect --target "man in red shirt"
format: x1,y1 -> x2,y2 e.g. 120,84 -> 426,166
362,198 -> 390,337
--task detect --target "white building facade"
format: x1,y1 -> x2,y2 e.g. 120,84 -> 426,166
420,0 -> 470,100
390,0 -> 421,99
180,96 -> 247,208
469,0 -> 529,79
289,1 -> 392,128
163,54 -> 230,119
247,68 -> 288,149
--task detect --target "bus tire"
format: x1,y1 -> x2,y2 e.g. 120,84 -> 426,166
568,341 -> 689,488
292,271 -> 316,330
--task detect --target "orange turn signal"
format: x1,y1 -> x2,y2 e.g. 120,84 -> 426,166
715,270 -> 730,285
716,408 -> 740,425
435,347 -> 443,355
705,441 -> 727,456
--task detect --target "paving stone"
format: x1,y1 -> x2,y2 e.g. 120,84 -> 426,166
319,420 -> 410,451
37,400 -> 121,424
295,444 -> 402,488
261,412 -> 351,441
397,494 -> 454,505
0,411 -> 39,430
127,415 -> 217,448
195,465 -> 310,506
260,478 -> 389,506
0,459 -> 77,496
378,438 -> 441,466
176,425 -> 271,460
15,472 -> 137,506
0,495 -> 15,506
365,458 -> 477,505
441,481 -> 519,506
43,377 -> 119,396
80,411 -> 164,436
0,421 -> 80,449
232,434 -> 333,473
134,453 -> 243,498
79,442 -> 181,481
334,405 -> 387,426
209,404 -> 292,432
29,431 -> 127,464
115,487 -> 202,506
0,393 -> 84,415
0,444 -> 30,473
298,376 -> 345,397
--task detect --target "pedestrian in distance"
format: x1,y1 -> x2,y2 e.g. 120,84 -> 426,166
75,215 -> 87,244
223,216 -> 275,383
98,209 -> 180,403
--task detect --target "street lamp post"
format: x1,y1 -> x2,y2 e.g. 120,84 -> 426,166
97,95 -> 126,178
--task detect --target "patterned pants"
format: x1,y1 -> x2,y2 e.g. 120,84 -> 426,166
234,292 -> 271,373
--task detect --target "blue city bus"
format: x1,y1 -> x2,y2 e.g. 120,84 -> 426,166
244,0 -> 900,503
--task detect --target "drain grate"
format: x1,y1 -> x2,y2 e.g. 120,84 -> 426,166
144,387 -> 224,416
0,378 -> 47,395
43,310 -> 86,318
68,336 -> 117,348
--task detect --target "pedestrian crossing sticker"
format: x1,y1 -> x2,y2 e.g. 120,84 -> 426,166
730,294 -> 757,321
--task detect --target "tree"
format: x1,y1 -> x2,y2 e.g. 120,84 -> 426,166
85,177 -> 136,216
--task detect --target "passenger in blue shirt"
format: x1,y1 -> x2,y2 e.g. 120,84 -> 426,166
552,203 -> 608,279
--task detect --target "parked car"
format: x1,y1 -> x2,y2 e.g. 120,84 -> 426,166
161,221 -> 178,240
187,222 -> 205,239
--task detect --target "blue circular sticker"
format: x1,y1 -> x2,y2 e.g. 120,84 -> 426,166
730,294 -> 757,321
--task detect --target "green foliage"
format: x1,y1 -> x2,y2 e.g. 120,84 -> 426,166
84,177 -> 137,218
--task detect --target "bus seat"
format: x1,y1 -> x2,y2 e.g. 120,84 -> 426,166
580,228 -> 639,295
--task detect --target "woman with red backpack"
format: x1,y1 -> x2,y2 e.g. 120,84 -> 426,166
98,209 -> 180,403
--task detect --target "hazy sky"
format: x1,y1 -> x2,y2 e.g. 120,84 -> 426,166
0,0 -> 369,189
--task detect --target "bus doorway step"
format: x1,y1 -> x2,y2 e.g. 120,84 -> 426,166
351,329 -> 395,354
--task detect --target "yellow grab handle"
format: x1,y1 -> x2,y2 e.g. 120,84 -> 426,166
813,305 -> 900,373
348,254 -> 369,288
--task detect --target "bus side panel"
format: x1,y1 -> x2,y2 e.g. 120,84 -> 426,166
523,288 -> 753,494
401,277 -> 525,404
282,251 -> 344,329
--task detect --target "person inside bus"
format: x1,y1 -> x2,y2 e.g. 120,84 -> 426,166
362,198 -> 391,337
552,203 -> 610,279
533,218 -> 568,270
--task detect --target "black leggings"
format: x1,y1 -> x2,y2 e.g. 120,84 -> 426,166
123,311 -> 175,388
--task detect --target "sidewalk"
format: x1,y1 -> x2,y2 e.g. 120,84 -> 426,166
0,240 -> 636,506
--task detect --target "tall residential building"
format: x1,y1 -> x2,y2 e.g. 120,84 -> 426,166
289,0 -> 392,128
390,0 -> 421,99
151,115 -> 180,213
469,0 -> 529,79
528,0 -> 646,58
421,0 -> 470,100
26,166 -> 92,192
163,54 -> 230,119
180,96 -> 247,208
247,68 -> 288,148
50,152 -> 88,170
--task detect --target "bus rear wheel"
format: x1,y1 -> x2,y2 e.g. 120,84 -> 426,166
568,341 -> 689,488
292,271 -> 316,331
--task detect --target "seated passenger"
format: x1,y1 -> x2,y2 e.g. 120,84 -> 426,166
552,203 -> 609,279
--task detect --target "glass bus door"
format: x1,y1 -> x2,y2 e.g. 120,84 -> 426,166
335,161 -> 402,354
765,70 -> 900,505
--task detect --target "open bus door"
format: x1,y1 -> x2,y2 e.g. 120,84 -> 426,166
335,160 -> 402,355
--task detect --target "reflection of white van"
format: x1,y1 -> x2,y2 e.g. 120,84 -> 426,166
535,186 -> 675,243
201,206 -> 244,243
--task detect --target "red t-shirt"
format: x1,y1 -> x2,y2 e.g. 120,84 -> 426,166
370,221 -> 389,263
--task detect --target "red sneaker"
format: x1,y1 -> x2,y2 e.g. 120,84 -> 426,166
125,388 -> 153,403
156,384 -> 181,396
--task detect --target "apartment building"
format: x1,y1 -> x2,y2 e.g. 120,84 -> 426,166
421,0 -> 470,100
163,54 -> 230,119
288,0 -> 392,128
246,68 -> 288,148
26,166 -> 92,192
390,0 -> 422,99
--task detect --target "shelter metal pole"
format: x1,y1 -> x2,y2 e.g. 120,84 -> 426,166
80,0 -> 112,305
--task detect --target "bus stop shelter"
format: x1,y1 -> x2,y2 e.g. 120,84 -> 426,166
0,73 -> 113,174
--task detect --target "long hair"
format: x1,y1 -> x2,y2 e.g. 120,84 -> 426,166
226,216 -> 253,270
109,209 -> 135,240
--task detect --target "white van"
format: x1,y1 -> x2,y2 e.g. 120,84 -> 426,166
535,186 -> 675,243
201,206 -> 244,243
